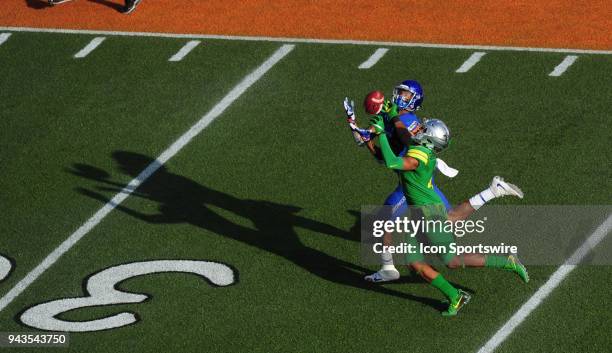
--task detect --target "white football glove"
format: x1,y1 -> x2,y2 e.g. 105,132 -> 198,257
342,97 -> 365,146
343,97 -> 356,121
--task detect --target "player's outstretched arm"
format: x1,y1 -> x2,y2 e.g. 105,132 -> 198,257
378,134 -> 418,171
391,118 -> 415,148
365,137 -> 383,160
343,97 -> 371,146
371,115 -> 418,170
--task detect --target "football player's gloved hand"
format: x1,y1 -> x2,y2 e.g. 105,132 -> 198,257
369,115 -> 385,135
344,97 -> 367,145
382,100 -> 399,119
347,121 -> 371,145
343,97 -> 356,121
354,127 -> 372,142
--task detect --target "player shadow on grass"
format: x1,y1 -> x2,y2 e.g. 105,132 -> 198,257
69,151 -> 469,311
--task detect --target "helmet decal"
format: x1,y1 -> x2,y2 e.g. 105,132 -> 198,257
416,119 -> 451,152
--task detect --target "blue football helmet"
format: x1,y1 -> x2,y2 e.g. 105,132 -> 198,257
392,80 -> 424,111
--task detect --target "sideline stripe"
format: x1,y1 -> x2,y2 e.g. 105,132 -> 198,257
0,33 -> 11,46
358,48 -> 389,69
1,26 -> 611,55
477,214 -> 612,353
169,40 -> 201,62
0,44 -> 295,314
74,36 -> 105,58
549,55 -> 578,76
456,51 -> 486,73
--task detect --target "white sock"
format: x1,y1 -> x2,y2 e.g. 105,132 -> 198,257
381,251 -> 395,270
469,188 -> 496,210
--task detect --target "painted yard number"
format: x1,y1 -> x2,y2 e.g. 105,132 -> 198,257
1,258 -> 236,332
0,255 -> 11,282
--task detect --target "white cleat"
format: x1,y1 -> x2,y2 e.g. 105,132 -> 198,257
364,268 -> 400,283
489,176 -> 524,199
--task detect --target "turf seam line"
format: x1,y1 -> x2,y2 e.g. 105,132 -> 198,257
0,32 -> 11,46
0,43 -> 295,314
456,52 -> 486,73
358,48 -> 389,69
74,36 -> 105,58
168,40 -> 201,62
1,26 -> 611,55
548,55 -> 578,77
476,213 -> 612,353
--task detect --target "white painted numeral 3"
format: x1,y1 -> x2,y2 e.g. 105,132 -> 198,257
20,260 -> 236,332
0,255 -> 12,281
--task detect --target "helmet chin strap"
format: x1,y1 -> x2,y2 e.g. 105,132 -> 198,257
405,93 -> 417,110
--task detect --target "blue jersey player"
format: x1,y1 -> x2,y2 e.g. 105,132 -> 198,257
343,80 -> 455,282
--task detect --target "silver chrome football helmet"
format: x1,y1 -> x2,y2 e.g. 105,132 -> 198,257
415,119 -> 451,152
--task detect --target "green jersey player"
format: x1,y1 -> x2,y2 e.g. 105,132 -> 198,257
370,116 -> 529,316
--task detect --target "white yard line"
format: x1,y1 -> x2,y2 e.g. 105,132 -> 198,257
0,33 -> 11,46
1,26 -> 611,55
549,55 -> 578,76
0,43 -> 295,314
169,40 -> 201,62
358,48 -> 389,69
456,52 -> 486,73
477,213 -> 612,353
74,37 -> 105,58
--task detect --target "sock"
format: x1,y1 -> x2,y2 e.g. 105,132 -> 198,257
485,255 -> 510,269
431,274 -> 460,301
469,188 -> 496,210
381,251 -> 395,270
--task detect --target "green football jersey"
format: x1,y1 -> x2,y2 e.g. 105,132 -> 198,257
399,145 -> 454,264
399,145 -> 443,206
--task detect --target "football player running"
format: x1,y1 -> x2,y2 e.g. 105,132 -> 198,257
369,116 -> 528,316
343,80 -> 455,283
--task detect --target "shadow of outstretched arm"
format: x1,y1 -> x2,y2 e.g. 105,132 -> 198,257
76,188 -> 178,224
293,215 -> 359,242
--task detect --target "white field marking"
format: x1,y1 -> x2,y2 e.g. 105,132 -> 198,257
1,26 -> 611,55
456,51 -> 486,73
21,260 -> 235,332
74,37 -> 106,58
477,213 -> 612,353
169,40 -> 201,62
358,48 -> 389,69
549,55 -> 578,76
0,256 -> 12,281
0,33 -> 11,46
0,44 -> 295,314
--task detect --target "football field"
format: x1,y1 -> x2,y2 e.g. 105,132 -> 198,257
0,28 -> 611,353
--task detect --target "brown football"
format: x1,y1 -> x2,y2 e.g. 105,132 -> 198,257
364,90 -> 385,115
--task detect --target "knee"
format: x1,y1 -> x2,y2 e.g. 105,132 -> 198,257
410,262 -> 426,276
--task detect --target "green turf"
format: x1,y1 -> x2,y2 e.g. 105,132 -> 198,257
0,33 -> 611,353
